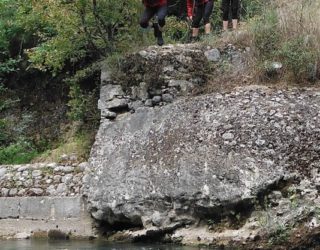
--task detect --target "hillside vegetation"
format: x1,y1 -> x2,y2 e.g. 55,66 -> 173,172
0,0 -> 319,164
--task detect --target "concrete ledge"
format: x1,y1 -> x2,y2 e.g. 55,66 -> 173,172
0,196 -> 94,239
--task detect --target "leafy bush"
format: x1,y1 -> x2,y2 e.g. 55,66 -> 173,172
250,0 -> 320,82
165,16 -> 190,42
278,37 -> 316,81
0,119 -> 10,144
0,141 -> 39,164
251,9 -> 280,60
241,0 -> 265,19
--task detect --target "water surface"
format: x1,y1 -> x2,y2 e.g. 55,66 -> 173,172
0,240 -> 205,250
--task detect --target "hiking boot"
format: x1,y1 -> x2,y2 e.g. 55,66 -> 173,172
157,30 -> 164,46
153,23 -> 164,46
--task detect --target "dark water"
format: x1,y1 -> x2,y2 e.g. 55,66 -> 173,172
0,240 -> 204,250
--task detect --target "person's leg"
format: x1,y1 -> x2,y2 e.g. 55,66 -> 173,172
203,0 -> 214,34
231,0 -> 239,30
221,0 -> 230,31
154,4 -> 167,46
139,6 -> 156,29
192,4 -> 203,39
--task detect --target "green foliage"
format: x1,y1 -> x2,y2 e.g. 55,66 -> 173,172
0,119 -> 10,144
241,0 -> 265,19
278,37 -> 316,81
251,9 -> 280,60
25,0 -> 141,73
0,141 -> 39,164
165,16 -> 190,42
268,224 -> 291,246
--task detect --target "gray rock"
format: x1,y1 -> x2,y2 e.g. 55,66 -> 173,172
138,82 -> 149,101
32,170 -> 42,178
149,89 -> 162,96
204,48 -> 221,62
163,65 -> 174,73
17,166 -> 28,172
18,189 -> 26,196
85,89 -> 318,229
162,93 -> 174,103
105,98 -> 128,110
152,96 -> 162,104
9,188 -> 18,196
15,232 -> 30,239
60,166 -> 74,173
29,188 -> 44,196
0,168 -> 7,179
62,174 -> 73,185
152,211 -> 164,227
46,179 -> 53,184
24,179 -> 33,187
56,183 -> 68,195
78,162 -> 89,171
222,132 -> 234,140
100,84 -> 124,102
53,175 -> 62,183
47,185 -> 57,196
145,99 -> 153,107
168,80 -> 194,94
47,163 -> 58,168
101,110 -> 117,119
1,188 -> 9,197
128,100 -> 144,111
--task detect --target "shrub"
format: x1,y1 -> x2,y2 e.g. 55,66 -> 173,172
278,37 -> 316,81
165,16 -> 190,42
251,9 -> 280,60
0,141 -> 39,164
250,0 -> 320,82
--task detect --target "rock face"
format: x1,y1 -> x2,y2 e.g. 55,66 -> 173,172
85,85 -> 320,246
85,44 -> 320,248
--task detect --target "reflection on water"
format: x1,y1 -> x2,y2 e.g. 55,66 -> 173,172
0,240 -> 204,250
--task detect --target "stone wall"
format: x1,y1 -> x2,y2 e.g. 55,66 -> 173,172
98,44 -> 247,120
0,162 -> 94,239
0,162 -> 89,197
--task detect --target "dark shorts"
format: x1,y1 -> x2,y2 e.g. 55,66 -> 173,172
221,0 -> 239,21
140,4 -> 168,28
192,0 -> 214,28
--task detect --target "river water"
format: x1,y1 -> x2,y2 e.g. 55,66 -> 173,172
0,240 -> 205,250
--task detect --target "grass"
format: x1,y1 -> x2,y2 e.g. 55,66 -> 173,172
33,129 -> 94,163
0,141 -> 40,164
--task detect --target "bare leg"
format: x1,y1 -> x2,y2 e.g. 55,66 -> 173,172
232,19 -> 238,30
205,23 -> 211,34
223,21 -> 229,31
192,28 -> 199,37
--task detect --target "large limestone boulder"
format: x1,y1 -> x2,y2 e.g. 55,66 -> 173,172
84,86 -> 320,244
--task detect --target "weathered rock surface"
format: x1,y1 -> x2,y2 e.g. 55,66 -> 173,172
85,83 -> 320,247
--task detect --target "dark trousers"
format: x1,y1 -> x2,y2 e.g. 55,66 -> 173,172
221,0 -> 239,21
140,5 -> 168,28
192,0 -> 214,28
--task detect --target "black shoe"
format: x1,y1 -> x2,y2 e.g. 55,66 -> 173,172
157,30 -> 164,46
153,23 -> 164,46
